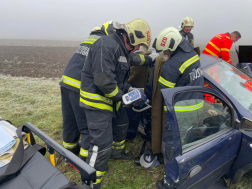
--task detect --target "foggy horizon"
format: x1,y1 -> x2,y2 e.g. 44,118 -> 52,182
1,0 -> 252,50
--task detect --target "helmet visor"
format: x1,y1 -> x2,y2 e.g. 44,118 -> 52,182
184,26 -> 193,29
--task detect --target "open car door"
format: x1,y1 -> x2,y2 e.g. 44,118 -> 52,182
161,86 -> 242,189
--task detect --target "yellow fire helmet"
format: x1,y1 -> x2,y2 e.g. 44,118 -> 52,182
125,18 -> 151,52
101,21 -> 115,35
153,27 -> 182,53
91,26 -> 101,32
113,18 -> 151,53
181,17 -> 194,29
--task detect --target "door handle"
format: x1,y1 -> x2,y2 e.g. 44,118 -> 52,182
188,165 -> 202,178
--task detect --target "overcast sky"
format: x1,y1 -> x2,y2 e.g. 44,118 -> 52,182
1,0 -> 252,48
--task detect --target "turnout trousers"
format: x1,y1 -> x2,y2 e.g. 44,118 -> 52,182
83,105 -> 129,188
61,87 -> 89,154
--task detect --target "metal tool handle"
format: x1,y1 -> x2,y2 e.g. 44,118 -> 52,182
132,101 -> 152,112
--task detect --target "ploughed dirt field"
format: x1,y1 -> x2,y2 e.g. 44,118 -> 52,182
0,40 -> 238,79
0,46 -> 76,78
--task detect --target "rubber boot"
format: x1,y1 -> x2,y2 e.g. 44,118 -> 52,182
110,149 -> 133,160
67,145 -> 80,156
92,183 -> 101,189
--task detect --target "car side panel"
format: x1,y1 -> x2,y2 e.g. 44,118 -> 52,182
176,129 -> 241,189
228,132 -> 252,180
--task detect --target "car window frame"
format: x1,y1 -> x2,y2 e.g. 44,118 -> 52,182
171,89 -> 237,154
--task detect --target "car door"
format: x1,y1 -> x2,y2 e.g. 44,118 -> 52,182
227,118 -> 252,184
161,86 -> 242,189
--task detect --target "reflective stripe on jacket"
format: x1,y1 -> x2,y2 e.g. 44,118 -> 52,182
128,53 -> 152,66
80,33 -> 130,117
158,39 -> 204,104
102,21 -> 153,66
59,32 -> 104,92
203,33 -> 233,64
158,45 -> 203,90
164,100 -> 203,112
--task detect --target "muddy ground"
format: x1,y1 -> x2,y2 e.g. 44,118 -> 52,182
0,46 -> 76,78
0,45 -> 238,78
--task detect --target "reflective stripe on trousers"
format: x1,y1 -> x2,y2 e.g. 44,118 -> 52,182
63,141 -> 78,149
112,140 -> 125,149
80,148 -> 88,157
89,145 -> 98,167
93,170 -> 105,184
61,75 -> 81,89
84,108 -> 113,172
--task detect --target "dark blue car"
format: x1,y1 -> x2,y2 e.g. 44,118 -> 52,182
127,53 -> 252,189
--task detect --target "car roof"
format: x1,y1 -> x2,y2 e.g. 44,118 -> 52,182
199,54 -> 223,68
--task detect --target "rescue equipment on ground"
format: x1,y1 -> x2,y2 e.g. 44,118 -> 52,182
139,148 -> 160,168
0,126 -> 16,156
134,140 -> 160,168
0,118 -> 95,188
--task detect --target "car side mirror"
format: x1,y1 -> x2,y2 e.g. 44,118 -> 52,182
241,118 -> 252,131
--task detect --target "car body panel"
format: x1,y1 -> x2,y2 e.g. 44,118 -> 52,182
228,119 -> 252,182
161,86 -> 243,188
126,54 -> 252,188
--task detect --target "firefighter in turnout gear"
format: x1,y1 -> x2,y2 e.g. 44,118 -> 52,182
101,20 -> 159,65
153,27 -> 204,189
203,31 -> 241,64
179,17 -> 194,47
79,19 -> 152,189
60,21 -> 157,159
59,27 -> 106,155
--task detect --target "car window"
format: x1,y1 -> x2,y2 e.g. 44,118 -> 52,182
204,62 -> 252,113
174,91 -> 232,150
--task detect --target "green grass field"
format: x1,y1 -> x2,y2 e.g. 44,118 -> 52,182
0,74 -> 251,189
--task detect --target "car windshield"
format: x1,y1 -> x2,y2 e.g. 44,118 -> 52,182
204,61 -> 252,113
